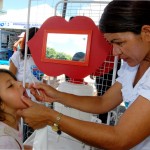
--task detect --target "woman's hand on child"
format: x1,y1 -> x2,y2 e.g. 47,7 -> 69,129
17,96 -> 53,129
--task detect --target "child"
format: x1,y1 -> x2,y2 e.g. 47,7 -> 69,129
9,27 -> 43,141
0,69 -> 31,149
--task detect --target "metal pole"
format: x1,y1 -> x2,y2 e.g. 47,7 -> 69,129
55,0 -> 109,16
62,0 -> 68,18
111,56 -> 118,85
23,0 -> 31,87
21,0 -> 31,146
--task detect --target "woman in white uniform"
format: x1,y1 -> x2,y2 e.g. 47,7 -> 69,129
18,1 -> 150,149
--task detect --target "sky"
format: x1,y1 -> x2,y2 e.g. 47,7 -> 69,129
0,0 -> 111,29
2,0 -> 102,10
47,33 -> 88,56
3,0 -> 59,10
0,0 -> 62,29
3,0 -> 28,10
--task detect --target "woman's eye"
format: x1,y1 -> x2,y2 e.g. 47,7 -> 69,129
116,42 -> 124,46
8,84 -> 13,88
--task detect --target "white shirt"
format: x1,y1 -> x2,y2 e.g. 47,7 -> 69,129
56,81 -> 95,121
116,62 -> 150,150
0,121 -> 23,149
10,51 -> 41,83
58,81 -> 95,96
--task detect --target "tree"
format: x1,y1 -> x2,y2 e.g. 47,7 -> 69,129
46,48 -> 56,58
46,47 -> 72,60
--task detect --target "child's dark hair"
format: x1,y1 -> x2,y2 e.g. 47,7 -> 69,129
72,52 -> 85,61
20,27 -> 39,59
0,69 -> 17,80
0,69 -> 17,121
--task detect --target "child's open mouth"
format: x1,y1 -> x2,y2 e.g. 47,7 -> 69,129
23,89 -> 29,98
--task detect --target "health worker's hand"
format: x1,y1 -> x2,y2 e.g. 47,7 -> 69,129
17,96 -> 53,129
26,82 -> 59,103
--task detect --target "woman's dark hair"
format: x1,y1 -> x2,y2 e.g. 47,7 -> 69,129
20,27 -> 39,59
99,1 -> 150,34
0,69 -> 17,121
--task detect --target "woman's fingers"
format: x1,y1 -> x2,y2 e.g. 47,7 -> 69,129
21,96 -> 34,107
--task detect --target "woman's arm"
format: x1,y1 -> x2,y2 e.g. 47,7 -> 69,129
59,96 -> 150,149
29,81 -> 123,114
13,38 -> 23,51
18,95 -> 150,149
9,60 -> 17,75
57,81 -> 123,114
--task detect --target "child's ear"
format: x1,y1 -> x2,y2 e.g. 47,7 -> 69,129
141,25 -> 150,42
0,102 -> 5,111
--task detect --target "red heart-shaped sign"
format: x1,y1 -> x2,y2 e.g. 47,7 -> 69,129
28,16 -> 112,79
